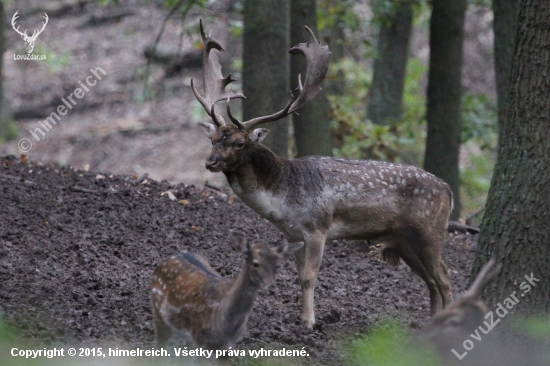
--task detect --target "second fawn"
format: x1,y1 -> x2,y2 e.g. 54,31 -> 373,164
151,230 -> 303,351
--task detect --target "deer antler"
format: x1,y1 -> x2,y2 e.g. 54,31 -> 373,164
11,11 -> 28,38
226,26 -> 330,131
30,13 -> 49,40
463,259 -> 502,300
191,20 -> 245,127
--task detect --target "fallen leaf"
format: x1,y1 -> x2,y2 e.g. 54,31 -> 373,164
178,199 -> 190,205
191,226 -> 200,233
161,190 -> 177,201
228,195 -> 235,204
96,174 -> 106,180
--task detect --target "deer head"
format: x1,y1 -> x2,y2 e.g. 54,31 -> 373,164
191,20 -> 330,172
229,230 -> 304,294
12,11 -> 49,54
417,259 -> 502,346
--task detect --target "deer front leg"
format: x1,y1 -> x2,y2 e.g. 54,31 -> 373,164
294,231 -> 326,329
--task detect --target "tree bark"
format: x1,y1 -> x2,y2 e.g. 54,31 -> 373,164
291,0 -> 332,157
423,0 -> 467,220
0,2 -> 9,140
493,0 -> 521,147
472,0 -> 550,315
243,0 -> 290,158
367,0 -> 414,125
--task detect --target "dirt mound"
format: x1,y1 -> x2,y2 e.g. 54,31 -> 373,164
0,155 -> 477,364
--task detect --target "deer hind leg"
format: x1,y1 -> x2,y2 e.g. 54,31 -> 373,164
437,256 -> 453,307
386,227 -> 445,315
402,226 -> 453,314
295,231 -> 326,329
152,307 -> 172,348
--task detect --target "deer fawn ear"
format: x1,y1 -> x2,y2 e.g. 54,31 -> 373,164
275,242 -> 304,259
229,230 -> 248,252
250,128 -> 269,143
199,121 -> 217,138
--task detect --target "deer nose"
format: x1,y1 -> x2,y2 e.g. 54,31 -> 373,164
205,156 -> 220,170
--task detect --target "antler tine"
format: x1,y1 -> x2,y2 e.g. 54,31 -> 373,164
287,26 -> 330,113
37,13 -> 49,35
226,98 -> 246,130
192,19 -> 245,128
463,259 -> 502,300
238,25 -> 329,131
239,91 -> 295,130
11,11 -> 27,37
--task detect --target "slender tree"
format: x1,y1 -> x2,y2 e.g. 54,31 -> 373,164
367,0 -> 414,126
493,0 -> 521,147
243,0 -> 290,157
0,2 -> 14,142
423,0 -> 467,220
471,0 -> 550,314
291,0 -> 331,157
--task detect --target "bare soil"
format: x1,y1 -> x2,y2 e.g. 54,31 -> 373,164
0,155 -> 478,365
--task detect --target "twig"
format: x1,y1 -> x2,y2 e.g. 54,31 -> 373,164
204,182 -> 221,191
447,221 -> 480,234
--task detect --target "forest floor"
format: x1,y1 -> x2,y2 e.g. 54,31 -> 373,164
0,155 -> 478,365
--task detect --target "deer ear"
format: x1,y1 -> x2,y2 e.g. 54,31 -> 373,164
199,121 -> 217,138
229,230 -> 248,252
275,242 -> 304,259
250,128 -> 269,143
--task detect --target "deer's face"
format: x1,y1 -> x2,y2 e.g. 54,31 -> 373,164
417,299 -> 488,344
230,231 -> 304,295
200,124 -> 269,173
247,244 -> 282,294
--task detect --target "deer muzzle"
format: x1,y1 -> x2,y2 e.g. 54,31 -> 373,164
205,156 -> 221,172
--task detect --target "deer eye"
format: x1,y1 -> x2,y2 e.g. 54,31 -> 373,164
236,142 -> 244,149
252,261 -> 260,268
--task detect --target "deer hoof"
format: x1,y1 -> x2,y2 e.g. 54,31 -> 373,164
301,319 -> 315,330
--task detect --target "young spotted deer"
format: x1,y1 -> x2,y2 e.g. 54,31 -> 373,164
191,20 -> 453,328
151,230 -> 303,351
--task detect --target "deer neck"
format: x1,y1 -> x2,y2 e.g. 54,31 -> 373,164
218,264 -> 259,335
225,143 -> 288,195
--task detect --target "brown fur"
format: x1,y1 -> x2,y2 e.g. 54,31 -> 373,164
201,126 -> 454,328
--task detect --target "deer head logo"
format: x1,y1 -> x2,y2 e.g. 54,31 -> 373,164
11,11 -> 49,54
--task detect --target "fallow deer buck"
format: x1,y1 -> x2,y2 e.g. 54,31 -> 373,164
151,230 -> 303,352
191,20 -> 453,328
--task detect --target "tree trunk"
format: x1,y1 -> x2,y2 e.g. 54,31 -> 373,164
243,0 -> 290,158
493,0 -> 521,147
367,0 -> 414,125
423,0 -> 467,220
471,0 -> 550,315
0,2 -> 12,141
291,0 -> 331,157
